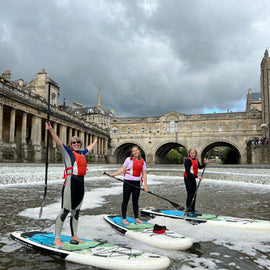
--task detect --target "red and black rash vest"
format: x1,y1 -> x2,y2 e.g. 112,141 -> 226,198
124,158 -> 144,177
64,151 -> 87,179
183,157 -> 198,178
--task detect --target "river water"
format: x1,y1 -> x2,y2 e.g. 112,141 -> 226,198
0,163 -> 270,270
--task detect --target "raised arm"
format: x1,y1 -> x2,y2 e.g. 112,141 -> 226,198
86,138 -> 98,152
45,122 -> 63,148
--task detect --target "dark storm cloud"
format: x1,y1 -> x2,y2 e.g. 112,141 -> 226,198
0,0 -> 269,117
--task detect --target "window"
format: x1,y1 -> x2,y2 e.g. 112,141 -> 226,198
253,124 -> 256,131
170,120 -> 175,133
112,128 -> 118,134
236,124 -> 240,131
142,127 -> 145,133
219,125 -> 222,131
127,128 -> 130,134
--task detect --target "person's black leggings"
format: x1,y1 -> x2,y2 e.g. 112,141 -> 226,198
184,176 -> 197,212
121,180 -> 141,219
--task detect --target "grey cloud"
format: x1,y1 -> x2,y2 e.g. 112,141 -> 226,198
0,0 -> 269,117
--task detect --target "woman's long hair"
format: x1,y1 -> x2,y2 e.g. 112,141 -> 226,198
130,145 -> 142,160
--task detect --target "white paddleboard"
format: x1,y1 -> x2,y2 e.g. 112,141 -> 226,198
141,208 -> 270,230
104,215 -> 193,251
10,231 -> 171,270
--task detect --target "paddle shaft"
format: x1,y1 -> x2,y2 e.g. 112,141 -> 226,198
104,172 -> 184,210
39,82 -> 51,218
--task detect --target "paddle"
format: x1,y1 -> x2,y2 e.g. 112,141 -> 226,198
104,171 -> 185,211
39,82 -> 51,218
183,153 -> 210,219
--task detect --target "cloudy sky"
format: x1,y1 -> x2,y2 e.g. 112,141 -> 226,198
1,0 -> 269,117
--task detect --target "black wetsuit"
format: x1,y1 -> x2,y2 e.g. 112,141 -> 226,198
184,158 -> 205,212
55,144 -> 88,239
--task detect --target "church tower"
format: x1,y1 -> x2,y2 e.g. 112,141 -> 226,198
96,86 -> 103,108
260,49 -> 270,137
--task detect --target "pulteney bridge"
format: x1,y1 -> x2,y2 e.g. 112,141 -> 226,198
109,109 -> 263,164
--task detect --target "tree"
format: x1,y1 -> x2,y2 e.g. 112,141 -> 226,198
166,149 -> 182,164
219,147 -> 238,164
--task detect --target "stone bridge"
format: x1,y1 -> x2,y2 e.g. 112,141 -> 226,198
109,110 -> 263,164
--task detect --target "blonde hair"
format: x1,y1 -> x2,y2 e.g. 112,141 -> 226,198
188,148 -> 197,157
130,145 -> 142,160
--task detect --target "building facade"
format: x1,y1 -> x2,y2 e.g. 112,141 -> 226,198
0,70 -> 109,163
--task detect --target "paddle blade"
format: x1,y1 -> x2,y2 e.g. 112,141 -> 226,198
176,204 -> 185,211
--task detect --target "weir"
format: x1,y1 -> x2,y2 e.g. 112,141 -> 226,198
1,164 -> 270,185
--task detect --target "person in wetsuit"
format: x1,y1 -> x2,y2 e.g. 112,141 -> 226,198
110,146 -> 148,225
45,122 -> 97,246
183,148 -> 208,217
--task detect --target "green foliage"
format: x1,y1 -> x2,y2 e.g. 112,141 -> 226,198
166,149 -> 183,164
178,147 -> 188,158
219,147 -> 238,164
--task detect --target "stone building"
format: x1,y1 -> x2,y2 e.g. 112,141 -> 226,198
0,70 -> 109,163
61,87 -> 115,131
260,49 -> 270,137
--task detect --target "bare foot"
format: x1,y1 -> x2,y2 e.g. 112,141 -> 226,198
135,218 -> 143,224
72,236 -> 84,243
122,219 -> 129,225
54,238 -> 64,247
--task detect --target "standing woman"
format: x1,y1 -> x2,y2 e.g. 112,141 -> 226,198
183,149 -> 208,217
110,146 -> 148,225
45,122 -> 97,246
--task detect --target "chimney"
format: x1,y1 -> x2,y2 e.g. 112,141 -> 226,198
2,70 -> 11,81
18,78 -> 24,87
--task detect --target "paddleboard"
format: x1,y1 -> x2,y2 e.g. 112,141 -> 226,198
141,208 -> 270,230
10,231 -> 170,270
104,215 -> 193,251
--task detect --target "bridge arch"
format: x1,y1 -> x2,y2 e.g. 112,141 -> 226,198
200,140 -> 242,164
112,142 -> 146,163
154,141 -> 188,164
